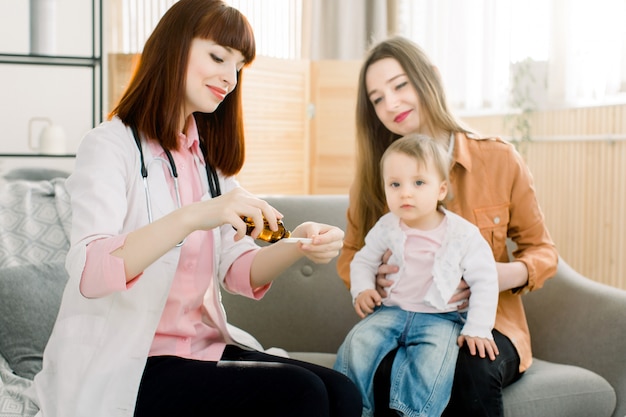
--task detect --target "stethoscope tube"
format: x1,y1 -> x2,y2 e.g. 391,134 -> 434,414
200,141 -> 221,198
131,124 -> 222,247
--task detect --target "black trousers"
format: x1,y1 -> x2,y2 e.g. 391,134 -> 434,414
374,329 -> 522,417
134,345 -> 362,417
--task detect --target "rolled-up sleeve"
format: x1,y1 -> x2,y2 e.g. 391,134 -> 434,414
79,234 -> 142,298
222,248 -> 270,299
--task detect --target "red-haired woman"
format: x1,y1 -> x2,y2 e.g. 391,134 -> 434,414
26,1 -> 361,416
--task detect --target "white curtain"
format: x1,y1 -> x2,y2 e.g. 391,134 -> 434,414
397,0 -> 513,112
108,0 -> 304,58
107,0 -> 626,109
548,0 -> 626,106
400,0 -> 626,111
308,0 -> 391,60
108,0 -> 178,53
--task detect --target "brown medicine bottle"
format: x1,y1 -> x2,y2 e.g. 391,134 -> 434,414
241,216 -> 291,243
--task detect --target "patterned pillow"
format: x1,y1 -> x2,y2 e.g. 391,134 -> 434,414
0,355 -> 38,417
0,179 -> 71,268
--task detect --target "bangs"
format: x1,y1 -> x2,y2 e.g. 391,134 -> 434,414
197,6 -> 256,64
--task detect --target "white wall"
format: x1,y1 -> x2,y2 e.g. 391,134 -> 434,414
0,0 -> 96,174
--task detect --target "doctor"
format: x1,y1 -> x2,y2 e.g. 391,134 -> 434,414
26,1 -> 361,417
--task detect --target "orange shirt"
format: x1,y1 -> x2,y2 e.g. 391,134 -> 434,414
337,132 -> 558,372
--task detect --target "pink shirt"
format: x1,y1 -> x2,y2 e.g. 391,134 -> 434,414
387,218 -> 448,313
80,119 -> 262,361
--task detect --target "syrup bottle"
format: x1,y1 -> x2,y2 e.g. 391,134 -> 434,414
241,216 -> 291,243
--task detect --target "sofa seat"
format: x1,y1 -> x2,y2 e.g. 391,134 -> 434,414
287,353 -> 615,417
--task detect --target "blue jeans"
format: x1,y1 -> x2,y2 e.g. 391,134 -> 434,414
334,306 -> 465,417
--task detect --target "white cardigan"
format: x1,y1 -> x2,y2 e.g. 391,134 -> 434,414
26,118 -> 263,417
350,209 -> 498,339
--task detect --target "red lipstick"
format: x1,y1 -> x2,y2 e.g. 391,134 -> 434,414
209,86 -> 227,101
394,110 -> 411,123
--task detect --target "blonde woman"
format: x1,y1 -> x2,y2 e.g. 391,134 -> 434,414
337,36 -> 557,417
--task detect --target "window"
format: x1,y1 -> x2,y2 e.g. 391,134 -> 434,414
108,0 -> 178,53
225,0 -> 303,59
396,0 -> 626,112
108,0 -> 303,59
108,0 -> 626,110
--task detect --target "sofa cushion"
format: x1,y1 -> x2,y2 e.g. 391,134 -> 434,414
0,261 -> 69,379
502,359 -> 615,417
289,352 -> 337,369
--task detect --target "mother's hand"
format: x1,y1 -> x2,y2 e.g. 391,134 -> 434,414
448,279 -> 471,310
375,249 -> 398,298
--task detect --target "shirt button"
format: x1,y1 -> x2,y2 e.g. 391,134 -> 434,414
493,216 -> 501,225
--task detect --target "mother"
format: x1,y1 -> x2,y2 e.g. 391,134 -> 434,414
337,36 -> 558,417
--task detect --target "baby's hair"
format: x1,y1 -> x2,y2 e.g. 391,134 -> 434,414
380,133 -> 452,205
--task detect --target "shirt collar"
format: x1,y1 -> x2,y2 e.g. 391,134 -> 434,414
180,115 -> 200,152
146,115 -> 201,158
451,131 -> 473,172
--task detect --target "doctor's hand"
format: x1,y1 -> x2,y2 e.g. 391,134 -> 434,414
191,187 -> 282,239
289,221 -> 344,264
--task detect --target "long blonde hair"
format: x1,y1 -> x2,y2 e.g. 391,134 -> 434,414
352,36 -> 469,247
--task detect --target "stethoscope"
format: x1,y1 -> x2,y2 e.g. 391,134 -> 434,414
131,125 -> 222,246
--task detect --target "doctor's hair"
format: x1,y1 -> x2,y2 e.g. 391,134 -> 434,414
111,0 -> 256,176
380,133 -> 451,205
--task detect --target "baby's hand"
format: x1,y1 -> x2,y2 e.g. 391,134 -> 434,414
457,335 -> 499,361
354,289 -> 382,318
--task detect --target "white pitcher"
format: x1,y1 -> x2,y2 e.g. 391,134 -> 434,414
28,117 -> 67,155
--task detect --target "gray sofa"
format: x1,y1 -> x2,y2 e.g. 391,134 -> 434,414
223,194 -> 626,417
0,174 -> 624,417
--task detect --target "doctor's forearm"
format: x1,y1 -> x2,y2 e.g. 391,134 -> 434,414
249,243 -> 303,288
111,209 -> 194,281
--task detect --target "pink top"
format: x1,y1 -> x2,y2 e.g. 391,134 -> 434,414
387,218 -> 447,313
80,118 -> 264,361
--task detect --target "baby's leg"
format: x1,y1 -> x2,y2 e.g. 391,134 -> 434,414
389,312 -> 462,417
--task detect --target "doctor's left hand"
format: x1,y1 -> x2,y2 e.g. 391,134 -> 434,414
290,221 -> 344,264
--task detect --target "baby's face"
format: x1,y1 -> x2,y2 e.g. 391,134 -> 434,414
382,151 -> 447,229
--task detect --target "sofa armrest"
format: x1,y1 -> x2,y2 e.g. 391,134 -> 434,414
523,257 -> 626,417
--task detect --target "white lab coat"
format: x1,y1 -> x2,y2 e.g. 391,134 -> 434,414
25,117 -> 263,417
